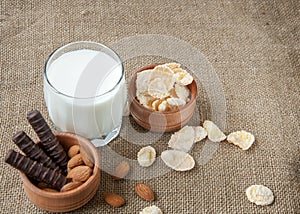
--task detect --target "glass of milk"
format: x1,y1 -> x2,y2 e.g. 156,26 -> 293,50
44,41 -> 126,146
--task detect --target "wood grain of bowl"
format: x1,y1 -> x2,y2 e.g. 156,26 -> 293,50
19,132 -> 100,213
129,64 -> 198,132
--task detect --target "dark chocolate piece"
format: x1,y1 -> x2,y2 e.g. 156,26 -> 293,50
26,110 -> 68,173
5,150 -> 68,190
12,131 -> 60,171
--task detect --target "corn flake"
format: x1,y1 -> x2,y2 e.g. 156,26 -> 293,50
165,62 -> 181,69
153,64 -> 174,75
203,120 -> 226,142
166,97 -> 186,107
246,185 -> 274,206
158,100 -> 168,112
148,78 -> 170,99
161,150 -> 195,171
137,146 -> 156,167
136,63 -> 193,112
227,130 -> 255,150
175,84 -> 190,101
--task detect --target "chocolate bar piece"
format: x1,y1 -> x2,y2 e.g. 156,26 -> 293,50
26,110 -> 68,173
12,131 -> 60,171
5,150 -> 68,190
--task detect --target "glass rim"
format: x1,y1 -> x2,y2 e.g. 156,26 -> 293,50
44,41 -> 124,99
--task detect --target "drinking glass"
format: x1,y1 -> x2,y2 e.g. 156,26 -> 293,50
44,41 -> 126,146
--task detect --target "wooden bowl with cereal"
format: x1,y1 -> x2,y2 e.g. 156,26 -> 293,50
19,132 -> 100,212
129,63 -> 198,132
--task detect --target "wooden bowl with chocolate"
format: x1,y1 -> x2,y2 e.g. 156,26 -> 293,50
129,63 -> 198,132
5,110 -> 100,212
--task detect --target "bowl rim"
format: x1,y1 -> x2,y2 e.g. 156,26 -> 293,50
128,63 -> 198,115
19,132 -> 100,198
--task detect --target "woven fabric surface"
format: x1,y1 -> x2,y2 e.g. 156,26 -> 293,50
0,0 -> 299,213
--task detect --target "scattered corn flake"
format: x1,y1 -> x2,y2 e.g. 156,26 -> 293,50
168,126 -> 195,152
161,150 -> 195,171
168,126 -> 207,152
193,126 -> 208,142
140,205 -> 162,214
175,84 -> 190,101
166,97 -> 186,107
137,146 -> 156,167
203,120 -> 226,142
227,130 -> 255,150
246,185 -> 274,206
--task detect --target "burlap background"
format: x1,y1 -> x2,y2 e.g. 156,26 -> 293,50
1,0 -> 299,213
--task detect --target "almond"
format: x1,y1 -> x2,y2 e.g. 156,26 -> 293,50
112,161 -> 130,180
80,148 -> 94,168
60,181 -> 83,192
67,165 -> 92,182
135,183 -> 155,201
68,145 -> 80,158
67,154 -> 84,169
103,193 -> 125,207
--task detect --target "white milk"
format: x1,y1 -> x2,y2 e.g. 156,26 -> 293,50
44,49 -> 126,139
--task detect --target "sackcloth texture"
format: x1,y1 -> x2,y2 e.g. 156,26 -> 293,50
0,0 -> 299,213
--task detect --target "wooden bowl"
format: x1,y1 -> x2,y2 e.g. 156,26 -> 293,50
19,132 -> 101,212
129,64 -> 198,132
